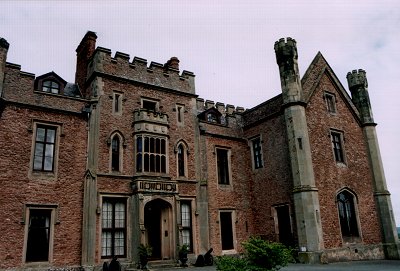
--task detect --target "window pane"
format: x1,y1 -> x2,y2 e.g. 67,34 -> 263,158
102,202 -> 113,229
46,129 -> 55,143
144,137 -> 149,152
102,231 -> 112,257
114,231 -> 125,256
161,139 -> 166,154
45,144 -> 54,157
33,155 -> 43,170
44,156 -> 53,171
161,156 -> 166,173
150,137 -> 155,153
36,128 -> 45,142
115,202 -> 125,228
144,154 -> 149,171
137,136 -> 142,153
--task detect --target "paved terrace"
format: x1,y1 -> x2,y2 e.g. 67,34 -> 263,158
150,260 -> 400,271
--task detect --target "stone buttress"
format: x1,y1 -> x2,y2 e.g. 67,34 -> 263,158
347,70 -> 400,259
275,38 -> 324,263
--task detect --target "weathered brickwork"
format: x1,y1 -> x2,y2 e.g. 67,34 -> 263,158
0,32 -> 398,270
306,71 -> 382,248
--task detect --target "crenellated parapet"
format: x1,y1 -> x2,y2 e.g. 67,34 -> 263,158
88,47 -> 195,94
196,98 -> 244,116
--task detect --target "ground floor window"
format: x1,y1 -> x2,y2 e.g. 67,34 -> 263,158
220,211 -> 234,250
26,209 -> 52,262
101,198 -> 127,258
181,201 -> 193,251
337,190 -> 359,239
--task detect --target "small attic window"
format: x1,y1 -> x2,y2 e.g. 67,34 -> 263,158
207,113 -> 218,123
42,80 -> 60,94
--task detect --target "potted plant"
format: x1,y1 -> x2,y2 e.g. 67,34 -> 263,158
138,244 -> 152,270
178,244 -> 189,267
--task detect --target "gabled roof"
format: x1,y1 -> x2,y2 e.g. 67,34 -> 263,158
197,107 -> 222,120
301,52 -> 360,120
35,71 -> 67,85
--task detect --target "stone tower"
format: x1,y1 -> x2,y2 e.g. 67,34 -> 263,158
347,70 -> 400,259
275,38 -> 323,262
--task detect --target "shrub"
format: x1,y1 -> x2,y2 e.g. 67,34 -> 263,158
216,237 -> 294,271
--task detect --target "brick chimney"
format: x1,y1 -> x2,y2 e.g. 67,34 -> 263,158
75,31 -> 97,97
165,57 -> 180,71
0,38 -> 10,96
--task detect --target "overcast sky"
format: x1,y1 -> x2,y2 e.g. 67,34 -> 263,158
2,1 -> 400,225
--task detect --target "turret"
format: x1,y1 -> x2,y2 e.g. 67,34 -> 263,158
274,37 -> 302,103
347,69 -> 374,124
75,31 -> 97,98
0,37 -> 10,96
275,38 -> 323,262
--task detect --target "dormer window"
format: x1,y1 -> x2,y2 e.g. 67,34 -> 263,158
207,113 -> 218,123
42,80 -> 60,94
198,107 -> 224,125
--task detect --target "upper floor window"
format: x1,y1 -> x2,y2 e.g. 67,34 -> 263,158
136,135 -> 167,173
176,105 -> 184,124
252,137 -> 263,169
113,92 -> 122,114
142,99 -> 158,111
111,135 -> 121,172
216,148 -> 230,185
331,131 -> 345,163
33,125 -> 57,172
325,92 -> 336,114
42,80 -> 59,94
177,143 -> 187,177
101,198 -> 127,258
337,190 -> 359,239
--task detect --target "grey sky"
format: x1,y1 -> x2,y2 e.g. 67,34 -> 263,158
2,0 -> 400,224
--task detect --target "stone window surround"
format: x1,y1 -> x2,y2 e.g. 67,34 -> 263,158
218,209 -> 237,253
28,120 -> 63,181
335,188 -> 362,244
176,103 -> 185,125
22,204 -> 58,266
330,129 -> 347,166
112,91 -> 124,115
109,132 -> 124,173
324,91 -> 337,114
100,195 -> 129,259
214,146 -> 232,188
249,135 -> 263,170
141,97 -> 160,112
175,140 -> 189,179
135,134 -> 169,174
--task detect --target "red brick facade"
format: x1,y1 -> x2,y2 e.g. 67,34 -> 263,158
0,33 -> 398,270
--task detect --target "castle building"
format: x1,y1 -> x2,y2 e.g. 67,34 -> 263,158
0,32 -> 399,270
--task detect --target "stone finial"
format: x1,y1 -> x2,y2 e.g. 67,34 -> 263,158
0,38 -> 10,50
165,57 -> 180,70
347,69 -> 367,90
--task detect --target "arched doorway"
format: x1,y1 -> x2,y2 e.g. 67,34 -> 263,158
144,199 -> 173,260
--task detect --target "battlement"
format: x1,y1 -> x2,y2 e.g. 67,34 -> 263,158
347,69 -> 368,89
274,37 -> 298,65
89,47 -> 195,94
196,98 -> 244,115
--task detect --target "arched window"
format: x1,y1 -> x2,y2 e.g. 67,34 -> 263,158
177,144 -> 185,177
111,135 -> 120,172
337,190 -> 359,238
42,80 -> 59,94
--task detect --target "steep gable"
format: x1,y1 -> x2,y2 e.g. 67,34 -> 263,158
301,52 -> 361,124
